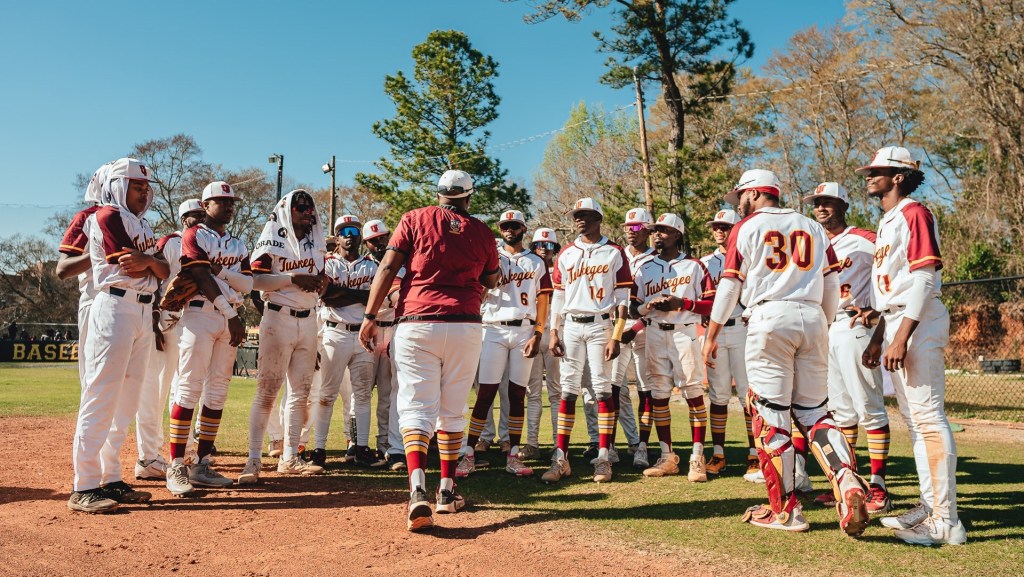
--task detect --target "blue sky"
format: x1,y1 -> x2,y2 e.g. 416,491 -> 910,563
0,0 -> 845,237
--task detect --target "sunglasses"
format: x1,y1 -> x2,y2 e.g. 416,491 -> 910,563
336,226 -> 361,238
499,222 -> 524,231
710,224 -> 733,232
292,203 -> 315,214
623,224 -> 647,233
534,241 -> 557,251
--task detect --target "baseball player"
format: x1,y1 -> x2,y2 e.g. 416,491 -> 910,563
309,215 -> 380,467
457,210 -> 551,477
163,182 -> 250,495
702,168 -> 870,535
359,219 -> 406,470
56,162 -> 113,384
543,197 -> 631,484
614,207 -> 656,470
69,158 -> 168,513
857,147 -> 966,545
700,209 -> 758,479
239,189 -> 328,483
523,227 -> 561,458
132,199 -> 207,481
632,213 -> 715,479
359,170 -> 499,532
801,182 -> 892,514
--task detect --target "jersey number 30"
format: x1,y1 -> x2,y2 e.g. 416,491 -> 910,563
764,230 -> 813,271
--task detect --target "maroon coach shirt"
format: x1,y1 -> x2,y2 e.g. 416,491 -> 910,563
388,205 -> 499,320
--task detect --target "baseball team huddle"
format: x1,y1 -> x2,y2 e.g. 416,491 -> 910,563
55,145 -> 964,546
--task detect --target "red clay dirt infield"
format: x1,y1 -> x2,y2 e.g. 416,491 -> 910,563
0,416 -> 740,577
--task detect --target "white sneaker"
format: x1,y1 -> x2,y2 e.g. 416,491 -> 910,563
633,445 -> 650,470
238,458 -> 262,485
881,501 -> 930,530
135,458 -> 168,480
894,515 -> 967,546
165,460 -> 194,496
277,455 -> 324,475
743,468 -> 766,484
189,457 -> 233,488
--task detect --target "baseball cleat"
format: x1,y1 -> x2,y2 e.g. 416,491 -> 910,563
742,503 -> 809,532
166,461 -> 195,496
837,486 -> 870,537
309,448 -> 327,468
267,440 -> 283,458
814,491 -> 838,508
237,458 -> 262,485
67,490 -> 118,514
135,458 -> 168,480
893,515 -> 967,546
592,458 -> 613,483
866,483 -> 892,514
101,481 -> 152,504
880,502 -> 929,530
354,445 -> 385,467
632,445 -> 650,470
627,443 -> 639,455
745,455 -> 760,476
688,454 -> 708,483
435,486 -> 466,514
499,440 -> 512,454
541,457 -> 571,483
705,454 -> 727,476
582,443 -> 599,462
189,457 -> 233,488
386,453 -> 407,472
474,439 -> 491,454
743,465 -> 765,484
407,487 -> 434,532
370,449 -> 388,468
518,444 -> 540,461
643,452 -> 680,477
277,455 -> 324,475
455,454 -> 477,478
505,454 -> 534,476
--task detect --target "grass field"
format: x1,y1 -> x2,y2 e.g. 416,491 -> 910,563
2,362 -> 1022,576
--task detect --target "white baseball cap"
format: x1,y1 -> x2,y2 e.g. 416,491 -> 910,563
334,214 -> 362,234
570,197 -> 604,219
651,213 -> 686,235
623,207 -> 653,226
855,146 -> 920,176
362,219 -> 389,241
801,182 -> 849,205
202,181 -> 236,201
706,209 -> 740,227
108,157 -> 155,183
532,227 -> 558,244
177,199 -> 204,220
724,169 -> 781,205
498,210 -> 527,226
437,170 -> 474,198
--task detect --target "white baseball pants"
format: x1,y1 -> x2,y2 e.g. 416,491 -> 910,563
884,301 -> 958,522
73,290 -> 152,491
559,318 -> 613,398
248,308 -> 317,460
315,325 -> 373,448
394,322 -> 482,436
136,319 -> 180,462
173,307 -> 235,411
705,322 -> 749,406
827,319 -> 887,430
646,323 -> 703,400
525,328 -> 560,447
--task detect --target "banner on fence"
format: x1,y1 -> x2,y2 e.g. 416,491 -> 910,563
0,340 -> 78,362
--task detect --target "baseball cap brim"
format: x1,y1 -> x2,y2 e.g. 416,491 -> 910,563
801,193 -> 849,205
570,208 -> 602,219
363,231 -> 388,240
705,218 -> 735,226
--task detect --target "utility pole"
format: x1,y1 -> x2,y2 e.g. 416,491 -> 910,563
269,154 -> 284,201
633,67 -> 654,214
328,156 -> 336,228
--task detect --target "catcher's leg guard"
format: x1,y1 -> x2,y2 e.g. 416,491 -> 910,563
800,411 -> 870,537
746,390 -> 795,516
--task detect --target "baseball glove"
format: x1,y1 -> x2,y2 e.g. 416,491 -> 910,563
159,272 -> 199,312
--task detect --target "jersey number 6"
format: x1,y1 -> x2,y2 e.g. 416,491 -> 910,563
764,230 -> 813,271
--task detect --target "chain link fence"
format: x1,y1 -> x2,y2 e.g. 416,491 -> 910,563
942,276 -> 1024,422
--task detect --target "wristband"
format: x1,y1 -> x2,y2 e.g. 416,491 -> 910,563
364,312 -> 377,321
213,296 -> 237,319
611,317 -> 627,341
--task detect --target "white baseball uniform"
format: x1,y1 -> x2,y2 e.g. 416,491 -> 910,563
826,227 -> 887,431
633,255 -> 714,399
315,253 -> 377,449
871,197 -> 957,522
700,248 -> 749,406
73,203 -> 160,492
59,205 -> 102,384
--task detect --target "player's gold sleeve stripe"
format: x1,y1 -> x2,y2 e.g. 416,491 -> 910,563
825,261 -> 842,271
553,283 -> 564,289
537,287 -> 553,295
60,244 -> 84,254
241,269 -> 253,276
909,255 -> 942,266
615,281 -> 632,287
105,249 -> 132,263
630,296 -> 643,302
251,265 -> 272,272
182,260 -> 210,268
705,289 -> 717,297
